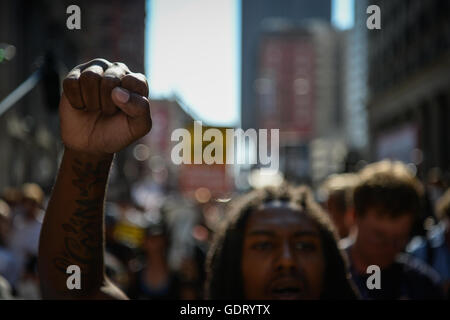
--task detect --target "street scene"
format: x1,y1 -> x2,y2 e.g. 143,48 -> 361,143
0,0 -> 449,302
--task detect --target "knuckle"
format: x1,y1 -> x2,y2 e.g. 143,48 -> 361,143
122,74 -> 148,96
135,73 -> 149,88
90,58 -> 111,68
80,70 -> 102,83
133,72 -> 147,81
63,77 -> 79,93
121,73 -> 137,83
101,76 -> 120,88
92,57 -> 110,64
113,62 -> 130,73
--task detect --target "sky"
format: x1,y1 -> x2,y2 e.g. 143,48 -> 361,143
146,0 -> 354,127
332,0 -> 355,30
146,0 -> 240,127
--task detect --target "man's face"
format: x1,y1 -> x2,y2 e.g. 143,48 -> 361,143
241,205 -> 325,300
355,209 -> 413,268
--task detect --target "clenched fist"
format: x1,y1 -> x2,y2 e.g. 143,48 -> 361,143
60,58 -> 152,155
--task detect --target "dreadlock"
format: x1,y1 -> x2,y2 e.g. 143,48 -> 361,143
204,184 -> 360,300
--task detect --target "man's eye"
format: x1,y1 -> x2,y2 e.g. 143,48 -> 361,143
252,242 -> 273,251
294,242 -> 316,251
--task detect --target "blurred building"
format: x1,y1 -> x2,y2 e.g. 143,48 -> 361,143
366,0 -> 450,178
241,0 -> 332,131
253,20 -> 345,185
119,96 -> 235,200
0,0 -> 146,192
343,0 -> 369,155
117,98 -> 194,194
333,0 -> 370,173
309,22 -> 347,184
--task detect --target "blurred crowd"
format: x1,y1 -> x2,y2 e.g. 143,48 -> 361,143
0,178 -> 214,300
0,160 -> 449,300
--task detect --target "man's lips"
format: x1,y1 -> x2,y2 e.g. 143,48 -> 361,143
268,277 -> 305,300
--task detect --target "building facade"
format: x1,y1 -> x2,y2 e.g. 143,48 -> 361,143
366,0 -> 450,179
241,0 -> 331,131
344,0 -> 369,154
253,21 -> 345,184
0,0 -> 146,193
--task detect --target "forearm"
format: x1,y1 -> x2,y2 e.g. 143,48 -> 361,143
38,147 -> 114,298
39,58 -> 150,299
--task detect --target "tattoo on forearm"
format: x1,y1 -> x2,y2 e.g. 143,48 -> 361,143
53,158 -> 110,275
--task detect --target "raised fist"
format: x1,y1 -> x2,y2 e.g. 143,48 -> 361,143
60,58 -> 151,155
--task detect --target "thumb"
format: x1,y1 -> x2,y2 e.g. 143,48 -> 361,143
111,87 -> 150,118
111,87 -> 152,138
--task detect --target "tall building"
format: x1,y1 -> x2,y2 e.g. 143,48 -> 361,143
338,0 -> 370,173
241,0 -> 332,131
256,26 -> 316,141
345,0 -> 369,153
366,0 -> 450,178
309,22 -> 347,184
253,21 -> 344,184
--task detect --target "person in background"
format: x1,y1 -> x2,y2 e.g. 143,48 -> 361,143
344,160 -> 444,299
188,219 -> 212,299
127,220 -> 183,300
2,187 -> 23,218
318,173 -> 360,241
0,199 -> 16,288
205,185 -> 360,300
16,256 -> 41,300
426,168 -> 446,208
104,199 -> 136,267
412,168 -> 447,239
9,183 -> 44,289
408,188 -> 450,297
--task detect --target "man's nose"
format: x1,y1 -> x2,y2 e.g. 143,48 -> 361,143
275,242 -> 297,271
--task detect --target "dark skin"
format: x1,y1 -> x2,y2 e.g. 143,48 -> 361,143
38,58 -> 151,299
241,204 -> 325,300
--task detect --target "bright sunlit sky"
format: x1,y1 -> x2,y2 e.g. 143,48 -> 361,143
146,0 -> 354,127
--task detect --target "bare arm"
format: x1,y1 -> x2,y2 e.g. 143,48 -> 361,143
38,59 -> 151,299
38,148 -> 127,299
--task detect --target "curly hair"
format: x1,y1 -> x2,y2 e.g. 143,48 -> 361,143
204,184 -> 359,300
